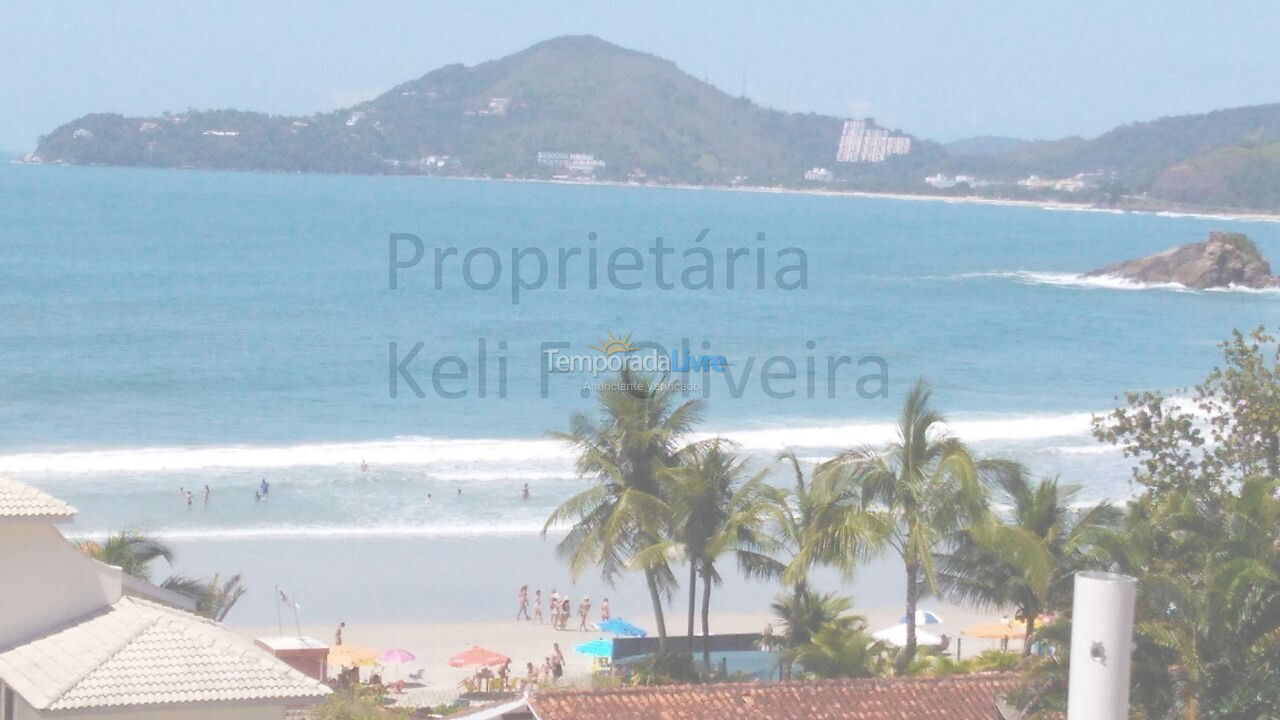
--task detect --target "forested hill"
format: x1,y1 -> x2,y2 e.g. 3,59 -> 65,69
26,36 -> 1280,211
28,36 -> 932,185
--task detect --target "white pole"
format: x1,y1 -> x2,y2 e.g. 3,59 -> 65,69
1067,571 -> 1137,720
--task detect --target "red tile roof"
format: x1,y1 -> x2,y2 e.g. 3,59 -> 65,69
530,673 -> 1019,720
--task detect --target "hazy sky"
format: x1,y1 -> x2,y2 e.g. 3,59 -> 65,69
3,1 -> 1278,151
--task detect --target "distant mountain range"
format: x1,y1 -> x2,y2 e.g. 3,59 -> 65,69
26,35 -> 1280,212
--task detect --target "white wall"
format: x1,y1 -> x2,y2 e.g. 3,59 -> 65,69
0,523 -> 121,649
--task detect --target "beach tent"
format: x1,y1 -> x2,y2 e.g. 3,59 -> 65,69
871,623 -> 942,648
899,610 -> 944,626
574,638 -> 614,658
329,645 -> 378,667
597,617 -> 647,637
448,645 -> 509,667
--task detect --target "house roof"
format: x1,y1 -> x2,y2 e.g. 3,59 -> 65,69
0,596 -> 330,710
0,477 -> 76,523
528,674 -> 1020,720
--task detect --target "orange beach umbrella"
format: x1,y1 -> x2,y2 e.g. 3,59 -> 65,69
329,645 -> 378,667
961,621 -> 1023,641
448,645 -> 509,668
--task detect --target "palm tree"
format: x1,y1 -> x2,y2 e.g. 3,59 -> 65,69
78,531 -> 246,621
938,469 -> 1122,655
543,368 -> 704,649
770,585 -> 859,650
163,573 -> 248,621
638,441 -> 782,672
792,620 -> 889,679
813,378 -> 988,665
76,531 -> 174,581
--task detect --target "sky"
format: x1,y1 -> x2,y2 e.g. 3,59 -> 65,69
3,0 -> 1279,151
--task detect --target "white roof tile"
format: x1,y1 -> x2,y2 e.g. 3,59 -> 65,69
0,597 -> 329,710
0,477 -> 76,522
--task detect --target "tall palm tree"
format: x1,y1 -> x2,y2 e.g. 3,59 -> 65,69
938,469 -> 1122,655
638,441 -> 782,671
813,378 -> 988,665
543,368 -> 704,649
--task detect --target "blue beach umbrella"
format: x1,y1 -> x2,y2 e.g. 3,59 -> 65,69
899,610 -> 944,626
574,638 -> 614,658
597,617 -> 648,637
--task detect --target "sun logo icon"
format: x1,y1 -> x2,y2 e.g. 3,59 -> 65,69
591,331 -> 637,356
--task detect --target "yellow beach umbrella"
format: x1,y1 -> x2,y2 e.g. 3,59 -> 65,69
329,645 -> 378,667
961,621 -> 1023,641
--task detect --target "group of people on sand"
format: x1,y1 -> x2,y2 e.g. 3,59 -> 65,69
516,585 -> 610,631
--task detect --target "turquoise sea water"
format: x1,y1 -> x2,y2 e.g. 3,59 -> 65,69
2,161 -> 1277,545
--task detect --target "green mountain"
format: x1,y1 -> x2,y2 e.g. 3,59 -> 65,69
29,35 -> 935,185
27,35 -> 1280,210
943,136 -> 1025,156
943,104 -> 1280,209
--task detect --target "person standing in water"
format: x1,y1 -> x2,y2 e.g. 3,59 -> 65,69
360,459 -> 369,473
516,585 -> 530,621
521,483 -> 529,500
259,478 -> 270,496
203,485 -> 210,505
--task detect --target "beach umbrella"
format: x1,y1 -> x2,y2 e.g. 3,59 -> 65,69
871,623 -> 942,648
448,645 -> 509,668
574,638 -> 614,658
329,645 -> 378,667
961,621 -> 1022,641
899,609 -> 944,626
597,617 -> 647,637
377,648 -> 416,665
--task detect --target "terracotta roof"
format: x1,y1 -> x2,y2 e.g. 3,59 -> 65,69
0,597 -> 330,710
530,674 -> 1019,720
0,477 -> 76,522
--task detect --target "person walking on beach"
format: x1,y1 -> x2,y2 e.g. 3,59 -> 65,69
600,597 -> 610,622
516,585 -> 530,621
533,589 -> 543,623
334,621 -> 345,646
561,598 -> 571,630
549,589 -> 559,626
578,596 -> 591,631
552,642 -> 565,669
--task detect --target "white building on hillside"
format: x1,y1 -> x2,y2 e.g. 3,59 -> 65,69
835,120 -> 912,163
0,478 -> 329,720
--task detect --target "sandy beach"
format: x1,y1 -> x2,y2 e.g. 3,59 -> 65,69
236,603 -> 1002,707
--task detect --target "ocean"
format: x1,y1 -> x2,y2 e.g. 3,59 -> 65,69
3,161 -> 1276,622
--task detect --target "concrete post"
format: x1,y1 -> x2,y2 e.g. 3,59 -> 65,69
1066,571 -> 1137,720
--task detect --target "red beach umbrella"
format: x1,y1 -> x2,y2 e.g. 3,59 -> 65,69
448,645 -> 509,668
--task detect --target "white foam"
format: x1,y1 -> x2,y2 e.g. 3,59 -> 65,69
0,412 -> 1100,475
67,522 -> 551,542
0,436 -> 566,474
955,271 -> 1280,295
